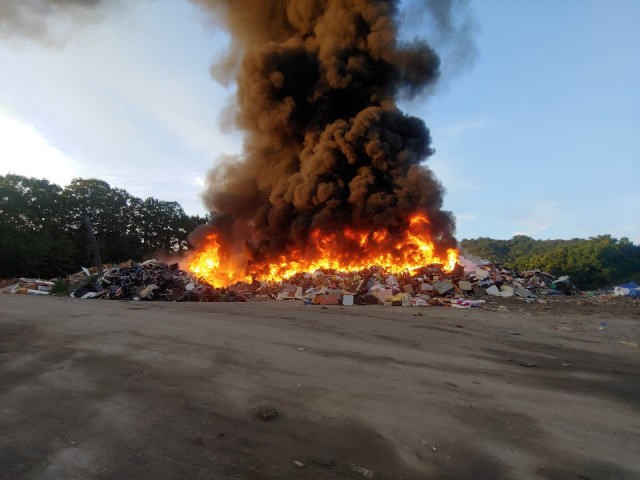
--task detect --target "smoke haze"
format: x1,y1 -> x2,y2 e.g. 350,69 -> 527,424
402,0 -> 478,85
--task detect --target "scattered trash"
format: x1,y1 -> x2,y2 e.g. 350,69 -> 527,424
504,330 -> 522,335
613,282 -> 639,297
485,285 -> 500,296
293,461 -> 305,468
2,255 -> 636,314
259,408 -> 278,420
222,256 -> 577,308
519,363 -> 537,367
296,347 -> 307,352
0,260 -> 252,303
619,341 -> 638,347
349,464 -> 374,478
0,278 -> 54,295
553,326 -> 576,332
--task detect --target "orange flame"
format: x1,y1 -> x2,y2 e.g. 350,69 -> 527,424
189,214 -> 458,287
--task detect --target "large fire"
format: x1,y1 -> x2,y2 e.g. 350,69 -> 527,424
189,214 -> 458,287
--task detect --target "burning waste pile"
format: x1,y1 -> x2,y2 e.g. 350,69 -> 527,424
2,258 -> 632,307
179,1 -> 580,305
2,1 -> 475,302
3,2 -> 634,306
62,260 -> 246,302
0,261 -> 245,302
187,0 -> 461,293
187,257 -> 581,308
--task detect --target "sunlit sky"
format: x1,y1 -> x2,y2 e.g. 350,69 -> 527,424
1,0 -> 638,243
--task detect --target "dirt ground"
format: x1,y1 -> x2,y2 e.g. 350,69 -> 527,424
1,294 -> 639,480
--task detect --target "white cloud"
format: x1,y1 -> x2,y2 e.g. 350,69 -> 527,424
455,213 -> 477,225
439,118 -> 488,138
428,155 -> 483,194
0,113 -> 80,186
513,201 -> 561,236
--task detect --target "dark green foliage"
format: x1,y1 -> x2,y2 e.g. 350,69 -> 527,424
0,174 -> 209,279
50,278 -> 69,296
461,235 -> 640,290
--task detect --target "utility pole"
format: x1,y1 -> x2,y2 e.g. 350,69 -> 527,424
83,214 -> 103,278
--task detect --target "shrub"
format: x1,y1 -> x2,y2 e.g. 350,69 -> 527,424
50,278 -> 69,296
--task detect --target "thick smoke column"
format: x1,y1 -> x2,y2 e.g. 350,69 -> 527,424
190,0 -> 459,278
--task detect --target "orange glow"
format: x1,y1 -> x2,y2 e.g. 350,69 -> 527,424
189,214 -> 458,287
188,234 -> 253,287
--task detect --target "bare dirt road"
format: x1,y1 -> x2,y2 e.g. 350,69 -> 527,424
1,294 -> 639,479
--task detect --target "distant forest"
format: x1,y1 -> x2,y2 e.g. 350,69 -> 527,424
0,175 -> 208,279
2,174 -> 638,289
461,236 -> 640,290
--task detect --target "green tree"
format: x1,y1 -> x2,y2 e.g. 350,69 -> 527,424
461,235 -> 640,289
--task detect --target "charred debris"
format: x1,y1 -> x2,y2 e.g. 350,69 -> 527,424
1,257 -> 602,307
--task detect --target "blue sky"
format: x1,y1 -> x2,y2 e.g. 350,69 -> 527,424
1,0 -> 638,243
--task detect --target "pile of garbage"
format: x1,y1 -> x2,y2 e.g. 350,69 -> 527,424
0,260 -> 244,302
611,282 -> 640,297
66,259 -> 247,302
225,257 -> 582,307
2,256 -> 637,307
0,278 -> 54,295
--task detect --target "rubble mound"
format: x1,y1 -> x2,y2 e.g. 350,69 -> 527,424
2,257 -> 636,308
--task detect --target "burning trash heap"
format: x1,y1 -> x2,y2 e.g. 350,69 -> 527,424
179,1 -> 565,304
0,261 -> 240,302
65,260 -> 227,302
3,3 -> 632,306
2,258 -> 629,306
63,260 -> 245,302
178,1 -> 586,305
187,0 -> 458,286
189,258 -> 582,307
0,2 -> 600,304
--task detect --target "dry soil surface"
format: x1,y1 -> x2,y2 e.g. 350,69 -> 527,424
1,294 -> 639,480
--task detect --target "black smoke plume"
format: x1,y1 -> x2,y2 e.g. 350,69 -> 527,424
189,0 -> 459,276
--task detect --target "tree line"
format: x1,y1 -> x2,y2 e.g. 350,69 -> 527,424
2,174 -> 638,289
461,235 -> 640,290
0,174 -> 208,279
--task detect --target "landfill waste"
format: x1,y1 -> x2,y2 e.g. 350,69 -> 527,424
259,408 -> 278,420
68,259 -> 247,302
613,282 -> 639,297
0,260 -> 243,303
2,256 -> 637,309
349,464 -> 374,478
0,278 -> 53,295
234,257 -> 584,307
